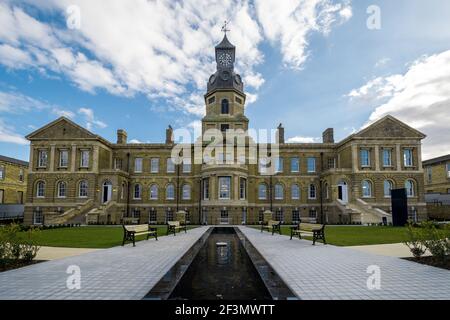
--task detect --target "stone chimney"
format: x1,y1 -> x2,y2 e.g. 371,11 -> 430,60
277,123 -> 285,144
166,125 -> 174,144
117,129 -> 127,144
322,128 -> 334,143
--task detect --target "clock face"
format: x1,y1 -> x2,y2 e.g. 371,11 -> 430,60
218,52 -> 233,67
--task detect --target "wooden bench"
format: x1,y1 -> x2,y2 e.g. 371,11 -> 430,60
290,223 -> 326,245
122,224 -> 157,246
261,220 -> 281,235
166,221 -> 187,236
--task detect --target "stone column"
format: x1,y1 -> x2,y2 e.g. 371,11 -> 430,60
93,146 -> 100,173
29,147 -> 34,173
396,144 -> 401,171
374,146 -> 380,171
71,144 -> 77,172
49,144 -> 56,172
351,144 -> 359,173
417,144 -> 423,171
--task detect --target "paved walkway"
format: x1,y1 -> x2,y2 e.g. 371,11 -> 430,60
346,243 -> 431,258
239,226 -> 450,300
0,226 -> 209,300
36,247 -> 104,261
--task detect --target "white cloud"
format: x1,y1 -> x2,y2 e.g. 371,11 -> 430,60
129,139 -> 143,144
78,107 -> 107,130
348,50 -> 450,160
255,0 -> 352,69
0,0 -> 352,117
0,91 -> 48,113
287,136 -> 320,143
52,108 -> 75,118
0,119 -> 29,145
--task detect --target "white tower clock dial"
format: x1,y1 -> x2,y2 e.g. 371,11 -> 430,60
218,52 -> 232,67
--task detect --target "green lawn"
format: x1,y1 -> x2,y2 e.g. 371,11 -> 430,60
261,225 -> 450,247
17,225 -> 197,249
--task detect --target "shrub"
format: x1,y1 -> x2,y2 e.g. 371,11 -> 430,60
0,223 -> 40,266
421,221 -> 449,263
403,222 -> 426,259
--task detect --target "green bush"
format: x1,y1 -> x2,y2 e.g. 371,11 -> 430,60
0,223 -> 40,266
403,222 -> 426,259
421,221 -> 449,263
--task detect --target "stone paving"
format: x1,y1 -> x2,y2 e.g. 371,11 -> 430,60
238,226 -> 450,300
0,226 -> 209,300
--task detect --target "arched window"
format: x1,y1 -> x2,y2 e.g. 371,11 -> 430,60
79,180 -> 88,198
134,184 -> 141,199
182,184 -> 191,200
258,183 -> 267,200
291,184 -> 300,200
308,184 -> 316,199
149,184 -> 158,200
221,99 -> 229,114
36,181 -> 45,198
405,179 -> 415,197
275,184 -> 284,200
57,181 -> 67,198
362,180 -> 373,198
166,184 -> 175,200
384,180 -> 393,198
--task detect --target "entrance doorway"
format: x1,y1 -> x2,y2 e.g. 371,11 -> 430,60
337,180 -> 348,204
102,181 -> 112,204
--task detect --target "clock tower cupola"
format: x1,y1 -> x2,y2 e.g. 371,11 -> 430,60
203,22 -> 248,135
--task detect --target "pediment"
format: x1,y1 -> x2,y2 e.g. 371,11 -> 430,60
355,116 -> 426,139
26,117 -> 97,140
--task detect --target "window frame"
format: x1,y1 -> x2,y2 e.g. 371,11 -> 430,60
149,184 -> 158,200
79,180 -> 88,198
57,181 -> 67,198
362,180 -> 373,198
290,157 -> 300,173
360,149 -> 370,167
382,148 -> 392,167
218,176 -> 231,200
134,157 -> 143,173
307,157 -> 316,173
150,158 -> 160,173
274,183 -> 284,200
59,149 -> 69,168
80,150 -> 90,168
36,181 -> 45,198
38,149 -> 48,168
166,184 -> 175,200
291,184 -> 300,200
308,184 -> 317,199
182,184 -> 191,200
258,183 -> 267,200
403,148 -> 414,167
133,184 -> 142,200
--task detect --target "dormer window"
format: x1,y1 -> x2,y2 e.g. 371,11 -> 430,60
221,99 -> 229,114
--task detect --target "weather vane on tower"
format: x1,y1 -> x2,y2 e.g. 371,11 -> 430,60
221,20 -> 230,35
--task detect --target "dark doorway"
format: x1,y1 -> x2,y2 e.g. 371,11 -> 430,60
391,188 -> 408,226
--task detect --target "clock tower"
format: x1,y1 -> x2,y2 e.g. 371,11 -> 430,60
203,32 -> 248,135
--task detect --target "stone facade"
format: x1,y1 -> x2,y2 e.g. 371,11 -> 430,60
0,155 -> 28,205
23,36 -> 428,225
423,154 -> 450,194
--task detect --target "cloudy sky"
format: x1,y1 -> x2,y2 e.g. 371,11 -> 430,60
1,0 -> 450,161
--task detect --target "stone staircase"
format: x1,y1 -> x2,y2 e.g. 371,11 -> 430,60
347,199 -> 392,225
335,199 -> 392,225
86,201 -> 118,224
44,199 -> 94,225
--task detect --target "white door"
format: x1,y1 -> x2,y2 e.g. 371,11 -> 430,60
102,182 -> 112,203
338,182 -> 348,204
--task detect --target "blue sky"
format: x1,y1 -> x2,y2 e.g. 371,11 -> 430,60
1,0 -> 450,161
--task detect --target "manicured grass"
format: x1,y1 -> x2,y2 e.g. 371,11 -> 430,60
17,225 -> 197,249
259,225 -> 450,247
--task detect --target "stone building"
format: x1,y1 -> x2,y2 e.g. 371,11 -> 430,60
23,35 -> 427,226
423,154 -> 450,194
423,154 -> 450,221
0,155 -> 28,205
